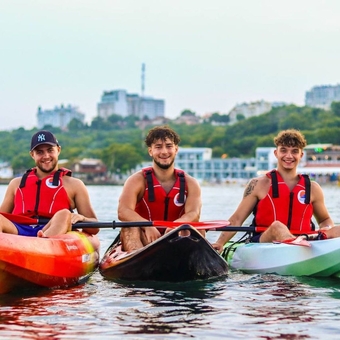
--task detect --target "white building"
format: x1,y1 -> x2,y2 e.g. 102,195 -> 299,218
171,148 -> 257,182
305,84 -> 340,109
37,105 -> 85,130
134,147 -> 256,183
228,100 -> 273,124
255,147 -> 277,175
97,89 -> 165,120
0,162 -> 13,179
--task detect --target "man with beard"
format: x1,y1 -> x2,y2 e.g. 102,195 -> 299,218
118,125 -> 202,252
0,130 -> 99,237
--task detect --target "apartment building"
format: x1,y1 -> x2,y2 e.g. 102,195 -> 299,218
37,105 -> 85,130
97,89 -> 165,120
305,84 -> 340,109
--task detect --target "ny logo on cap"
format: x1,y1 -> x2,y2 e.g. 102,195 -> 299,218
37,134 -> 47,142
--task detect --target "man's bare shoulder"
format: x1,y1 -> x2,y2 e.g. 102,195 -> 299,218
125,170 -> 145,184
310,180 -> 324,199
62,176 -> 88,194
8,177 -> 21,187
243,175 -> 269,198
63,175 -> 85,185
310,180 -> 322,189
3,177 -> 21,192
121,171 -> 146,192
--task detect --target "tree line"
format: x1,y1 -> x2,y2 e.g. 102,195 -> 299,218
1,102 -> 340,176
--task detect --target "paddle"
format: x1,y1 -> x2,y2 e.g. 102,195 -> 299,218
0,213 -> 234,230
274,232 -> 322,247
0,213 -> 321,246
69,222 -> 320,247
0,212 -> 46,224
274,236 -> 312,247
70,220 -> 235,230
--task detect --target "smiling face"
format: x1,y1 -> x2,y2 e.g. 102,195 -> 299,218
274,145 -> 304,171
30,144 -> 61,175
148,137 -> 179,170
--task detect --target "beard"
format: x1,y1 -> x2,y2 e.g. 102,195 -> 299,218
36,160 -> 58,173
154,158 -> 174,170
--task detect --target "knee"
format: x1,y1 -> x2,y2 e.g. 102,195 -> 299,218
0,215 -> 5,232
270,220 -> 287,231
54,209 -> 72,220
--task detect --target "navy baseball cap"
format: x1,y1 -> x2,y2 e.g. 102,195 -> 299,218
30,130 -> 60,151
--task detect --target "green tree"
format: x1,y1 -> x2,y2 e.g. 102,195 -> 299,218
91,116 -> 107,130
331,101 -> 340,117
180,109 -> 196,116
209,112 -> 230,124
102,143 -> 143,174
236,113 -> 245,121
68,118 -> 86,131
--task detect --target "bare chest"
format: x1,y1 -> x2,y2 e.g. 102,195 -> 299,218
158,179 -> 176,194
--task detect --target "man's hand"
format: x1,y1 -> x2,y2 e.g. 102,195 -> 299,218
211,242 -> 224,254
142,226 -> 161,243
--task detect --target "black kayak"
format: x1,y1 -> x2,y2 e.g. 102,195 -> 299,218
99,224 -> 229,282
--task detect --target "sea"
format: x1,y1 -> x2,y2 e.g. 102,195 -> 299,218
1,183 -> 340,339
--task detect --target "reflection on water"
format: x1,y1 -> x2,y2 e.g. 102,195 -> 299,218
0,286 -> 98,339
240,275 -> 314,324
115,280 -> 225,336
297,276 -> 340,300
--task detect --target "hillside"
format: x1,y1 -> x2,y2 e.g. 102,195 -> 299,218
1,103 -> 340,175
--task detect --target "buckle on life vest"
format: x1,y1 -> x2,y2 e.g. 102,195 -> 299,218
317,231 -> 328,240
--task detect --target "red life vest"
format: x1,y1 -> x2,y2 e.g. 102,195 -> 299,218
135,167 -> 187,224
12,167 -> 72,218
252,170 -> 314,233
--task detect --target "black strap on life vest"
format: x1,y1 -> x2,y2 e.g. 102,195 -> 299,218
302,174 -> 311,204
270,170 -> 311,203
270,170 -> 279,198
19,168 -> 33,188
145,170 -> 155,202
177,172 -> 185,204
52,168 -> 71,186
19,168 -> 72,188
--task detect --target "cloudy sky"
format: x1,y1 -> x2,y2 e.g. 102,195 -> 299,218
1,0 -> 340,130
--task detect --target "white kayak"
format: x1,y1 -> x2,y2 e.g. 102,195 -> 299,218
225,238 -> 340,278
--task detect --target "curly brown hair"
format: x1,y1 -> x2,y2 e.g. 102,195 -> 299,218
274,129 -> 307,149
144,126 -> 181,147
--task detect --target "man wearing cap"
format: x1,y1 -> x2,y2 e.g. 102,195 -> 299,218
0,130 -> 99,237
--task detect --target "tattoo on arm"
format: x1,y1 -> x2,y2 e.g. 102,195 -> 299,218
244,179 -> 258,198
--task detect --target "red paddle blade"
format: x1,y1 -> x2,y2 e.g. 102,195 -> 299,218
273,236 -> 311,247
152,220 -> 231,229
0,212 -> 39,224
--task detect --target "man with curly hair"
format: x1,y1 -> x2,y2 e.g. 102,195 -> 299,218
118,125 -> 202,252
212,129 -> 340,252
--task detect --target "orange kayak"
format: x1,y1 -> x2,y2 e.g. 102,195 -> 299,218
0,231 -> 99,294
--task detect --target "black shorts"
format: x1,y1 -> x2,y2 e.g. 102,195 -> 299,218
248,233 -> 261,243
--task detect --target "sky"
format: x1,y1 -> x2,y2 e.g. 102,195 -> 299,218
1,0 -> 340,131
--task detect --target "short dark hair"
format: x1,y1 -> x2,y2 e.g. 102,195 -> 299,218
274,129 -> 307,149
144,126 -> 180,147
